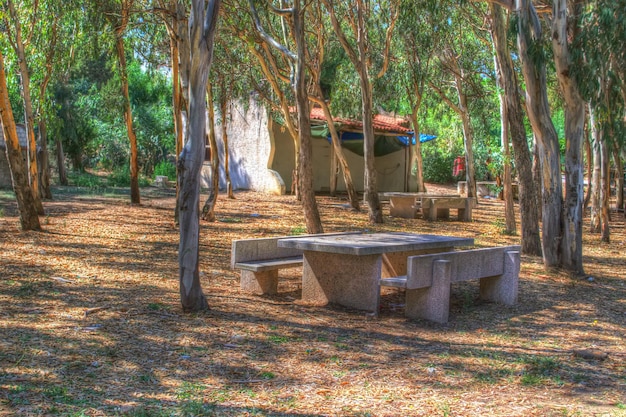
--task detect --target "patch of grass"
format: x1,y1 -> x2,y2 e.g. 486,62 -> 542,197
179,399 -> 216,416
518,355 -> 562,386
43,385 -> 74,404
268,334 -> 290,344
147,302 -> 169,311
289,225 -> 307,235
176,381 -> 205,400
260,371 -> 275,380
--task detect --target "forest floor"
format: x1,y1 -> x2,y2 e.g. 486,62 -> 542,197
0,183 -> 625,417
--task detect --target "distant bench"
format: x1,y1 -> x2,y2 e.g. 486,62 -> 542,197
380,245 -> 520,323
420,196 -> 475,222
379,192 -> 461,219
231,236 -> 304,295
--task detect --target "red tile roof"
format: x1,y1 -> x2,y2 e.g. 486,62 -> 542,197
309,107 -> 412,134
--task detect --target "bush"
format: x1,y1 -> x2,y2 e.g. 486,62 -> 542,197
108,166 -> 151,187
154,161 -> 177,180
421,142 -> 456,184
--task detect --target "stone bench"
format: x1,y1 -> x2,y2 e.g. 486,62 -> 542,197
380,245 -> 520,323
231,236 -> 304,295
420,197 -> 475,221
380,192 -> 460,219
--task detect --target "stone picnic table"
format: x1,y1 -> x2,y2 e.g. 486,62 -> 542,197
380,192 -> 462,219
277,232 -> 474,315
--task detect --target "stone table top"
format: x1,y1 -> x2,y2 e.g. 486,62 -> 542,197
277,232 -> 474,256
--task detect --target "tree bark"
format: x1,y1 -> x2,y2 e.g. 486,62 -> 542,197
293,1 -> 323,233
589,104 -> 601,233
0,51 -> 41,231
178,0 -> 221,312
37,119 -> 52,199
408,112 -> 426,193
219,90 -> 234,199
517,0 -> 563,268
55,138 -> 68,185
115,33 -> 141,205
613,141 -> 623,212
552,0 -> 585,275
493,51 -> 516,234
600,139 -> 610,242
7,0 -> 44,215
490,3 -> 541,255
201,82 -> 220,222
583,130 -> 592,210
317,96 -> 360,210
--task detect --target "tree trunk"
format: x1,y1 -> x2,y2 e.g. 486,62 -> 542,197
494,55 -> 516,234
38,119 -> 52,199
600,139 -> 610,242
178,0 -> 221,312
7,0 -> 45,215
115,35 -> 141,205
201,82 -> 219,222
552,0 -> 585,275
490,3 -> 540,254
220,93 -> 234,199
55,138 -> 68,185
0,51 -> 41,231
583,130 -> 592,210
455,73 -> 477,201
517,0 -> 562,268
293,1 -> 323,234
409,111 -> 426,193
613,141 -> 623,212
589,104 -> 601,233
318,97 -> 360,210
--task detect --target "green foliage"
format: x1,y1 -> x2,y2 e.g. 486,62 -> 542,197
108,166 -> 150,188
421,141 -> 459,184
154,161 -> 177,180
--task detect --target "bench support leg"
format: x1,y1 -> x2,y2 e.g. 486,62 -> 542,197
479,250 -> 520,305
405,260 -> 452,323
240,270 -> 279,295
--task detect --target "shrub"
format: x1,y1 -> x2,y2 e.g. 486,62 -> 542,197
154,161 -> 177,180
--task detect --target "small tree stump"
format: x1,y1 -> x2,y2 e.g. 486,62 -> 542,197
154,176 -> 170,188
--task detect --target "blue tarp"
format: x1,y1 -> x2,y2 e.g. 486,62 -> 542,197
325,132 -> 438,157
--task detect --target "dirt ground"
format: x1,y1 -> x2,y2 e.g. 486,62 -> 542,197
0,184 -> 625,417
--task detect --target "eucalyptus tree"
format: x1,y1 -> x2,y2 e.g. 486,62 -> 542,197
249,0 -> 323,234
488,3 -> 541,255
578,0 -> 626,237
0,50 -> 41,231
177,0 -> 221,312
321,0 -> 399,224
427,4 -> 491,201
2,0 -> 46,214
393,0 -> 440,193
306,2 -> 360,210
97,0 -> 142,205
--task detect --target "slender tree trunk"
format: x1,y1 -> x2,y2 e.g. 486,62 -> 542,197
552,0 -> 585,275
613,141 -> 623,211
589,105 -> 602,233
583,130 -> 592,210
7,1 -> 44,215
454,72 -> 477,201
220,94 -> 234,199
202,82 -> 219,222
318,97 -> 360,210
115,35 -> 140,205
409,110 -> 426,193
55,138 -> 68,185
517,0 -> 562,268
37,119 -> 52,199
0,51 -> 40,231
293,1 -> 323,233
178,0 -> 221,312
494,55 -> 516,234
600,139 -> 610,242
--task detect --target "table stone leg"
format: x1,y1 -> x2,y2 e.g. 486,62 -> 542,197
301,251 -> 382,314
240,270 -> 278,295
